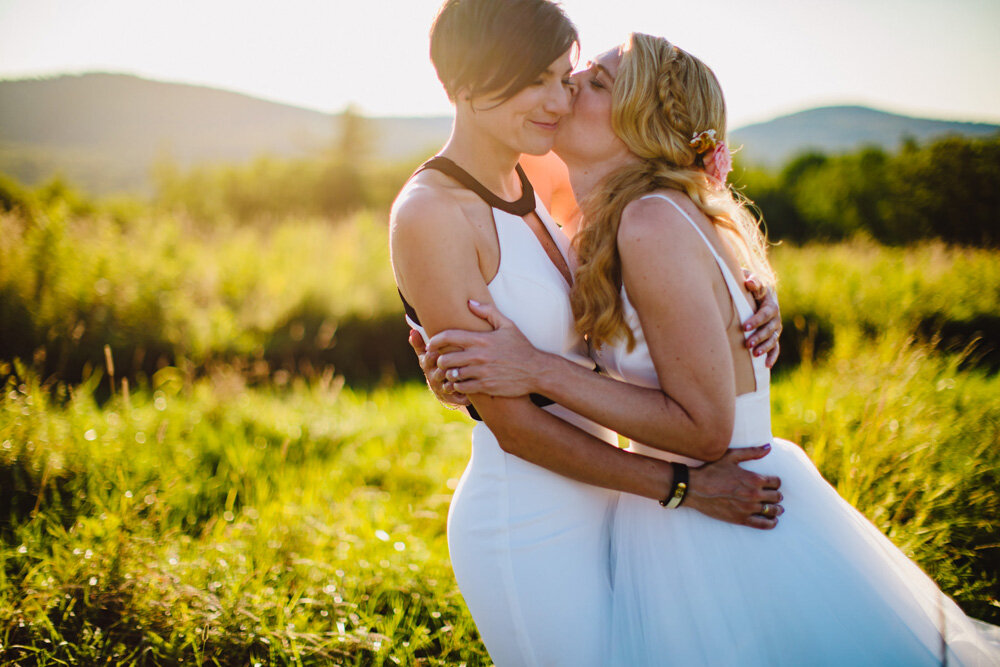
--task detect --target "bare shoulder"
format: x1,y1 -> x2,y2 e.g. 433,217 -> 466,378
390,171 -> 469,240
617,191 -> 712,266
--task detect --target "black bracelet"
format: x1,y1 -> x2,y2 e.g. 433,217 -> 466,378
659,462 -> 689,509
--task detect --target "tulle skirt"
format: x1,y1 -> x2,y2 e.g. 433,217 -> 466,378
610,438 -> 1000,666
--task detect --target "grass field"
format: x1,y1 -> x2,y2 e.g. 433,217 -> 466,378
1,340 -> 998,665
1,206 -> 999,664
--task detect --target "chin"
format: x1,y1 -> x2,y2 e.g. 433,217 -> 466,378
551,134 -> 580,161
517,135 -> 557,156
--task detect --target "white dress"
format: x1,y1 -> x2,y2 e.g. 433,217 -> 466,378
405,159 -> 619,667
599,193 -> 1000,666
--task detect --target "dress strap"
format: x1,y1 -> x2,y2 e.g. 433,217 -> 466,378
639,193 -> 768,393
639,194 -> 755,324
416,156 -> 536,216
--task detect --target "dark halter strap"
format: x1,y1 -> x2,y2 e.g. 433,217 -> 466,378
399,156 -> 554,421
416,155 -> 536,216
399,155 -> 538,328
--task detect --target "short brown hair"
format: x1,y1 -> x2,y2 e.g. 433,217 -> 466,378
430,0 -> 578,103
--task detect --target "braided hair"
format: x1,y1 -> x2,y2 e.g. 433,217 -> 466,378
571,33 -> 774,350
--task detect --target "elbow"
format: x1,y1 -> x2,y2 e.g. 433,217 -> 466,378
694,419 -> 733,462
698,435 -> 730,462
491,419 -> 527,455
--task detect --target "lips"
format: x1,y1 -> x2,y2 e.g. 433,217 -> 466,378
530,120 -> 560,131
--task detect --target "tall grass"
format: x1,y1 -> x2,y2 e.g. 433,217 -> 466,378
3,203 -> 999,389
1,336 -> 998,665
0,208 -> 408,387
1,367 -> 483,665
1,195 -> 998,663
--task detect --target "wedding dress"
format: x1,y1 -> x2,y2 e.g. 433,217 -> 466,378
599,193 -> 1000,666
402,157 -> 619,666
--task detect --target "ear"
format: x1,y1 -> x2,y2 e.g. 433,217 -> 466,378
454,87 -> 478,115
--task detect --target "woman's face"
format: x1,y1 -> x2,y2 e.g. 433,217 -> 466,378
553,45 -> 629,164
465,49 -> 575,156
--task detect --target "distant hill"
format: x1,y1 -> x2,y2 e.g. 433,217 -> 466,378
0,73 -> 452,193
730,105 -> 999,166
0,73 -> 997,194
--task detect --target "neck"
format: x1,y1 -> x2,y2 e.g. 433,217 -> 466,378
560,151 -> 641,205
438,112 -> 523,199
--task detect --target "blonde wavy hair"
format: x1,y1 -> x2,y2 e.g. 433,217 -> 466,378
571,33 -> 775,350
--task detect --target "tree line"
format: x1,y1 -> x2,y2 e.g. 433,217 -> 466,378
5,132 -> 995,247
740,135 -> 1000,246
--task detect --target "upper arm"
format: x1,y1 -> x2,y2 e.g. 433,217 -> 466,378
390,184 -> 538,436
617,197 -> 735,440
390,186 -> 495,338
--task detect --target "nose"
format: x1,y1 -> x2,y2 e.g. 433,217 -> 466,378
545,79 -> 574,116
567,75 -> 580,99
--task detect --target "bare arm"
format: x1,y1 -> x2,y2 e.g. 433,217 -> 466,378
428,197 -> 764,462
390,183 -> 781,526
392,187 -> 680,495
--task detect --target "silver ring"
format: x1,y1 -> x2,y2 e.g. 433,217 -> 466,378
448,368 -> 460,381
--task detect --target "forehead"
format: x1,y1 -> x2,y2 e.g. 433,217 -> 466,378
591,45 -> 623,76
546,47 -> 576,73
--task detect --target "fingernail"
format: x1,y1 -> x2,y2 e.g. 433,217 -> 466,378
469,299 -> 481,307
763,443 -> 771,451
744,323 -> 753,331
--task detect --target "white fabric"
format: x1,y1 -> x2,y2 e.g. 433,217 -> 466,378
409,197 -> 620,667
597,193 -> 1000,666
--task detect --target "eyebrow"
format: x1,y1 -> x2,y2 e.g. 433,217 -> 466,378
586,61 -> 613,80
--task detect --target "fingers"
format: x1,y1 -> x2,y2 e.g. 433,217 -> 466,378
421,348 -> 442,374
757,501 -> 784,518
765,342 -> 780,369
742,299 -> 779,333
426,329 -> 486,355
756,489 -> 783,505
441,382 -> 472,404
436,349 -> 478,371
744,515 -> 778,530
408,329 -> 427,356
448,379 -> 482,396
724,444 -> 772,463
747,318 -> 782,356
467,299 -> 510,330
428,366 -> 447,389
743,273 -> 767,301
759,473 -> 781,490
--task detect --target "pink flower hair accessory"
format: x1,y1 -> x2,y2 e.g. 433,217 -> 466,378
689,129 -> 732,188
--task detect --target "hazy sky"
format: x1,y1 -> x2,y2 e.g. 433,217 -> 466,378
1,0 -> 998,127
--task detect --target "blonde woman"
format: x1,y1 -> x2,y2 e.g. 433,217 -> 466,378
424,34 -> 1000,665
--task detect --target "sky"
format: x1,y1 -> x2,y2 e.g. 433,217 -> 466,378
1,0 -> 998,128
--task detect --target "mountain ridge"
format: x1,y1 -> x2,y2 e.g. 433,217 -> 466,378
1,73 -> 996,194
730,104 -> 999,166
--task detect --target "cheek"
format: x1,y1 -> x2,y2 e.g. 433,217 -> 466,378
580,98 -> 611,137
